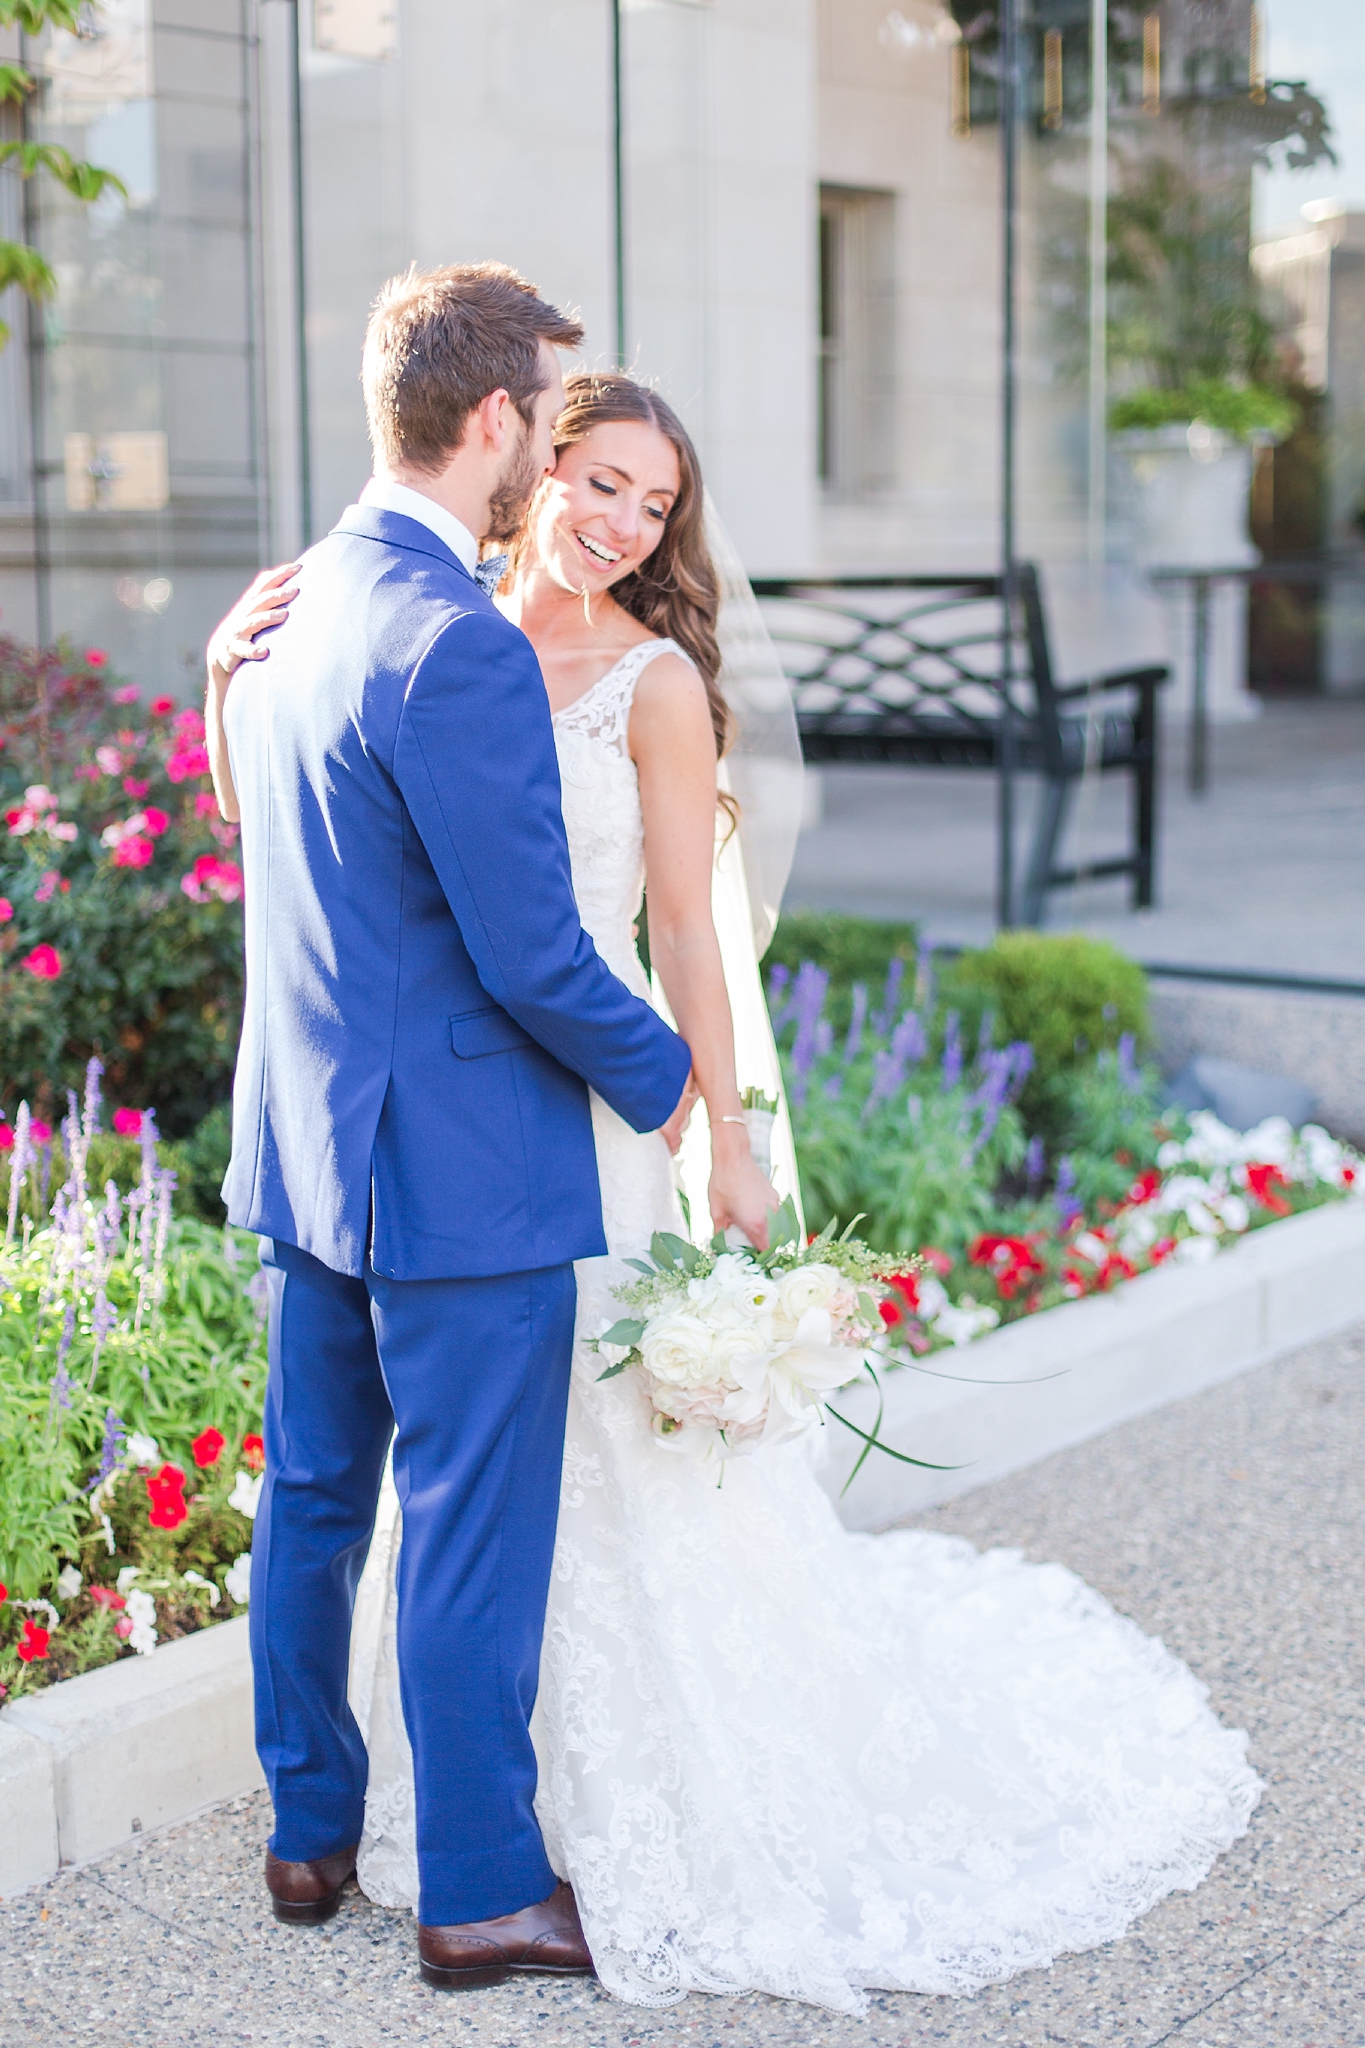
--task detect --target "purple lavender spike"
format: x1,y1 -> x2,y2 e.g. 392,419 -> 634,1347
891,1011 -> 927,1067
1117,1031 -> 1142,1093
83,1057 -> 105,1140
766,962 -> 792,1030
915,942 -> 936,1012
1025,1134 -> 1045,1183
1054,1156 -> 1083,1227
1008,1041 -> 1034,1096
976,1008 -> 996,1059
788,962 -> 830,1103
941,1011 -> 963,1089
843,984 -> 868,1065
824,1072 -> 844,1101
873,956 -> 904,1036
88,1406 -> 127,1489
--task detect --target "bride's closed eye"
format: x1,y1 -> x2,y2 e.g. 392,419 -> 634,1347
588,475 -> 668,522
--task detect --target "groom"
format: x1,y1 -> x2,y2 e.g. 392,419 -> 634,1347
218,263 -> 692,1985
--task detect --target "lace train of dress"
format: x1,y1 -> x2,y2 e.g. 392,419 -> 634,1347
347,641 -> 1260,2012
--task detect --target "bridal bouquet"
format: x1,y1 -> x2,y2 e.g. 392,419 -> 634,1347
594,1199 -> 919,1472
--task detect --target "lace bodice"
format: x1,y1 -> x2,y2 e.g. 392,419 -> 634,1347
550,636 -> 685,992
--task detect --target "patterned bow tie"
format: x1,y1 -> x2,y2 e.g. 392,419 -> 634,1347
473,553 -> 509,596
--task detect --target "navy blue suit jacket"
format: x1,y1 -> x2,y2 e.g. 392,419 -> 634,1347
221,506 -> 691,1280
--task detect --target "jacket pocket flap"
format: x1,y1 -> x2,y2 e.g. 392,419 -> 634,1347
449,1006 -> 535,1059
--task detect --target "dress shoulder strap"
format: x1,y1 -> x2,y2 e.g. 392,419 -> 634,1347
553,637 -> 693,756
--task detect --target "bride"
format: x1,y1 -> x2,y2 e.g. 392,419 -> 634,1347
211,370 -> 1259,2014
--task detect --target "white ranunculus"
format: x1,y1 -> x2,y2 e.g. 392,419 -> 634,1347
776,1264 -> 840,1323
639,1311 -> 717,1389
224,1553 -> 252,1605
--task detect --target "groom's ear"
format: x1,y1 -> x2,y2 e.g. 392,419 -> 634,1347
467,386 -> 514,454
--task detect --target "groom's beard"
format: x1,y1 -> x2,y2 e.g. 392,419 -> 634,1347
485,421 -> 542,545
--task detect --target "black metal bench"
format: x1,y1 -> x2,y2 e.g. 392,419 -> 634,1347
750,564 -> 1170,928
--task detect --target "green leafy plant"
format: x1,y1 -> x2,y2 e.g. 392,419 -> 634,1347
1109,379 -> 1298,442
0,3 -> 127,349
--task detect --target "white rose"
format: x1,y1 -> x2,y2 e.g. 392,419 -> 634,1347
639,1312 -> 716,1389
777,1264 -> 839,1323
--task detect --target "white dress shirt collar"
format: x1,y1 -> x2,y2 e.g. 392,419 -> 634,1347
356,477 -> 479,576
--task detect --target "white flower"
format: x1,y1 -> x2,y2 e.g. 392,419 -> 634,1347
125,1432 -> 159,1467
182,1569 -> 220,1607
916,1276 -> 950,1322
228,1469 -> 264,1520
776,1264 -> 840,1323
1215,1192 -> 1250,1234
639,1312 -> 718,1389
98,1512 -> 116,1555
1174,1235 -> 1218,1266
116,1564 -> 142,1595
933,1298 -> 1000,1346
224,1553 -> 252,1605
125,1587 -> 158,1656
56,1564 -> 83,1602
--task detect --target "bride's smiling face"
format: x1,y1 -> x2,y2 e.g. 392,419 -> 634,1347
532,420 -> 680,594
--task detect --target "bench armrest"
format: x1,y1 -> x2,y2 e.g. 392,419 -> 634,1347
1053,664 -> 1171,701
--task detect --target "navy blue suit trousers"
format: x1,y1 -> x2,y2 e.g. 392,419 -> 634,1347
250,1238 -> 577,1925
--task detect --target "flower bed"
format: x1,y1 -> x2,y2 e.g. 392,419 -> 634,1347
772,952 -> 1362,1361
0,1064 -> 266,1701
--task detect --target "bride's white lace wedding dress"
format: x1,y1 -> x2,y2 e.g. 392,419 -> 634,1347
348,639 -> 1259,2013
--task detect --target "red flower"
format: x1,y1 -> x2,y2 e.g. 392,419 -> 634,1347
192,1426 -> 226,1468
1344,1165 -> 1357,1188
1245,1162 -> 1292,1217
17,1617 -> 50,1662
1126,1168 -> 1161,1206
85,648 -> 107,668
112,834 -> 154,868
88,1586 -> 127,1612
22,943 -> 62,979
122,775 -> 150,798
114,1616 -> 134,1639
968,1234 -> 1047,1301
146,1462 -> 189,1530
0,896 -> 11,922
242,1434 -> 265,1471
30,1119 -> 51,1144
920,1247 -> 953,1277
150,695 -> 174,716
112,1107 -> 143,1137
142,806 -> 169,836
0,1581 -> 7,1601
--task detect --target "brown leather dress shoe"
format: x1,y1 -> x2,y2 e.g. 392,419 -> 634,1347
418,1879 -> 594,1989
264,1844 -> 358,1926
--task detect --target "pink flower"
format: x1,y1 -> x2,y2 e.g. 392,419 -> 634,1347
112,1107 -> 143,1137
85,649 -> 108,668
23,943 -> 62,979
142,807 -> 169,836
30,1119 -> 51,1143
0,897 -> 11,923
96,745 -> 123,776
194,792 -> 218,817
0,1123 -> 11,1151
150,695 -> 174,717
210,819 -> 239,848
89,1586 -> 127,1612
166,744 -> 211,783
181,853 -> 243,904
123,776 -> 150,798
112,684 -> 141,704
174,707 -> 206,741
112,834 -> 155,868
75,763 -> 101,781
34,869 -> 61,903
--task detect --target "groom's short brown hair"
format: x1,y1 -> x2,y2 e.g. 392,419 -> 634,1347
362,262 -> 584,475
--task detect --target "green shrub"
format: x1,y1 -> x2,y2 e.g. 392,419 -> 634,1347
766,911 -> 918,987
1108,379 -> 1298,442
940,931 -> 1149,1135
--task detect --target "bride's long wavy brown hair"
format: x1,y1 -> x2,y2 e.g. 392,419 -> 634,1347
510,370 -> 732,762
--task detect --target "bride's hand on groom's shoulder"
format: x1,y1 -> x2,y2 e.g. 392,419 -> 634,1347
206,562 -> 301,684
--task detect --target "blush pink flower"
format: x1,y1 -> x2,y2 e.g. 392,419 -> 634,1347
112,834 -> 154,868
112,684 -> 141,704
23,943 -> 62,979
181,854 -> 243,904
95,745 -> 123,776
